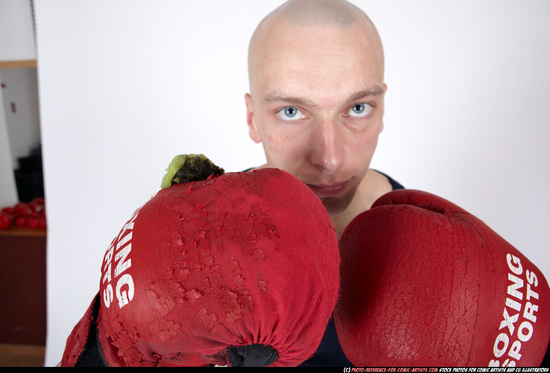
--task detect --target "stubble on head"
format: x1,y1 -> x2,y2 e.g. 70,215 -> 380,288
247,0 -> 385,98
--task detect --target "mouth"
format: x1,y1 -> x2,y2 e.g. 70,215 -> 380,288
306,180 -> 350,198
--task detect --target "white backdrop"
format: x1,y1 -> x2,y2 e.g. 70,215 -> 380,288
34,0 -> 550,366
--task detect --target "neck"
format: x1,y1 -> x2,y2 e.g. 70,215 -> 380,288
331,169 -> 392,239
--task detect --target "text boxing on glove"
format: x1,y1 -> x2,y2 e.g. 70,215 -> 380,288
61,155 -> 340,367
335,189 -> 550,367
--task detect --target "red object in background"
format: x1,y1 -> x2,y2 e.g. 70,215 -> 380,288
15,203 -> 32,217
15,217 -> 26,227
0,198 -> 46,230
0,213 -> 13,229
1,206 -> 15,215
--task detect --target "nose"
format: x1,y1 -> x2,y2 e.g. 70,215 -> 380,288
308,119 -> 345,172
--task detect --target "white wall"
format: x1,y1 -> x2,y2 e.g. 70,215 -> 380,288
34,0 -> 550,366
1,68 -> 42,167
0,74 -> 19,207
0,0 -> 36,61
0,0 -> 37,207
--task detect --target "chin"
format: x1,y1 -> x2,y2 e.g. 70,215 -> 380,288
318,179 -> 359,217
321,195 -> 352,218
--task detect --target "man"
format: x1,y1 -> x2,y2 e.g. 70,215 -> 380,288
244,0 -> 403,366
245,0 -> 402,240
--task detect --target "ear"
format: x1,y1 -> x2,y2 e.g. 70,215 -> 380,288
380,84 -> 388,133
245,93 -> 262,144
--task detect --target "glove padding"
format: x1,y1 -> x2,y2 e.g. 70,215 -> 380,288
335,189 -> 550,367
62,168 -> 340,367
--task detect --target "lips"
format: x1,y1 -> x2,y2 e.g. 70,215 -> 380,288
306,180 -> 350,198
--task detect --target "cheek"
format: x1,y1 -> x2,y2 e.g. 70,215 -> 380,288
346,124 -> 382,167
261,128 -> 309,168
362,119 -> 383,148
256,114 -> 299,149
361,128 -> 381,151
264,134 -> 303,163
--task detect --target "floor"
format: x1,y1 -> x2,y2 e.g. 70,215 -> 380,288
0,345 -> 45,367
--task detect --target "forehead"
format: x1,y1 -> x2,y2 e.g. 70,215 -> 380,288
251,22 -> 384,101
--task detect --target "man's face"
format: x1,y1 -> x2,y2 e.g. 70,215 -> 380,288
246,21 -> 386,217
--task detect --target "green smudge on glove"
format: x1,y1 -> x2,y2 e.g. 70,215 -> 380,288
161,154 -> 225,189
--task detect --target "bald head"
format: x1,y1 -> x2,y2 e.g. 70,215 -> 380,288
262,0 -> 365,27
248,0 -> 385,95
244,0 -> 388,219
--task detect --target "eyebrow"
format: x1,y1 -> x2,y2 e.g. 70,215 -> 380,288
262,86 -> 385,108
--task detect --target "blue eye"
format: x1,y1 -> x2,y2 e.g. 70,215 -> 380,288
277,106 -> 305,121
347,103 -> 372,118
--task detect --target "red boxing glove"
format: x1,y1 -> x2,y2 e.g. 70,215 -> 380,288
62,168 -> 340,367
335,189 -> 550,367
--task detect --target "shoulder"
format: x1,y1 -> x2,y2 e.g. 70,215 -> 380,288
332,169 -> 401,239
361,169 -> 405,210
372,169 -> 405,191
350,169 -> 401,213
365,169 -> 404,198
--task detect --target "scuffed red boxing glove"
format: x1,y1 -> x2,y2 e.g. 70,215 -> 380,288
335,189 -> 550,367
62,166 -> 340,367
